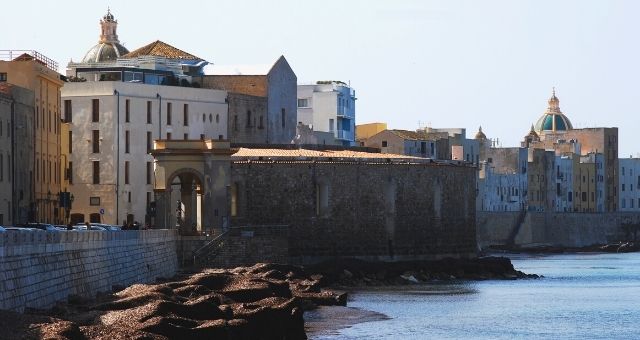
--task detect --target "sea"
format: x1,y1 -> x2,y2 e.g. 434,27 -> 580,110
309,252 -> 640,340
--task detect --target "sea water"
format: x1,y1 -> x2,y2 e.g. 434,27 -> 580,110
311,253 -> 640,340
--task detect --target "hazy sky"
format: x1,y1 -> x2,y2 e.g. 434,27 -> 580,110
3,0 -> 639,156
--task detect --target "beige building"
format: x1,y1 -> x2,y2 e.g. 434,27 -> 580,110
62,81 -> 228,225
1,50 -> 64,223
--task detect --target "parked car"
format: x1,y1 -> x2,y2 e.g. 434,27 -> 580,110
73,223 -> 108,231
0,226 -> 6,232
20,223 -> 64,231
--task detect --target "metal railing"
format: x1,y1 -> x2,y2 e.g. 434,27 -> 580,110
192,229 -> 230,265
0,50 -> 58,72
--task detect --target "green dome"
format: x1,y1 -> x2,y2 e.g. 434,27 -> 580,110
534,89 -> 573,133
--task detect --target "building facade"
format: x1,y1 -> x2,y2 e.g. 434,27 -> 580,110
61,82 -> 228,225
195,56 -> 297,145
297,81 -> 357,146
0,50 -> 64,223
619,158 -> 640,211
364,129 -> 438,158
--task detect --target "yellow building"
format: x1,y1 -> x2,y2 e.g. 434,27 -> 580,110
0,51 -> 65,223
356,122 -> 387,142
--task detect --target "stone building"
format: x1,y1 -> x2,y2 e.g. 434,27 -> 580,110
195,56 -> 297,145
0,50 -> 64,223
297,81 -> 357,146
152,141 -> 478,261
0,84 -> 35,225
363,129 -> 438,158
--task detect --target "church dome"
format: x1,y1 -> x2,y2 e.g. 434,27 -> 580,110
81,9 -> 129,63
534,88 -> 573,133
474,126 -> 487,140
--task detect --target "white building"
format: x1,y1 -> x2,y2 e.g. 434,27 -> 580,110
62,81 -> 228,225
619,158 -> 640,211
297,81 -> 356,146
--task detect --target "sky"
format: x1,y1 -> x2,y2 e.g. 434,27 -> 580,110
3,0 -> 639,157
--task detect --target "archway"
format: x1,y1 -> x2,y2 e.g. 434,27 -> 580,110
165,168 -> 205,235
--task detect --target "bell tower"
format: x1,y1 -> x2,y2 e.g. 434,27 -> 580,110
99,8 -> 120,44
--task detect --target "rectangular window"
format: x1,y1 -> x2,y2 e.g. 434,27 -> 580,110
166,132 -> 172,140
64,100 -> 72,122
68,161 -> 73,184
259,116 -> 264,129
146,162 -> 152,184
68,131 -> 73,154
90,196 -> 100,206
92,99 -> 99,122
382,140 -> 388,147
233,115 -> 238,131
92,161 -> 100,184
128,191 -> 131,203
125,99 -> 130,122
0,155 -> 3,181
147,131 -> 152,153
167,102 -> 172,125
125,161 -> 130,184
92,130 -> 100,153
147,101 -> 152,123
329,119 -> 334,132
297,98 -> 309,107
0,72 -> 6,81
200,134 -> 205,140
184,133 -> 188,140
125,130 -> 130,153
183,104 -> 188,126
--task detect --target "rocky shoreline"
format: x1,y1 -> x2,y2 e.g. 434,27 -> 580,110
0,256 -> 535,339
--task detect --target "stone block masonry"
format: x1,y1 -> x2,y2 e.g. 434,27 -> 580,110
0,230 -> 178,312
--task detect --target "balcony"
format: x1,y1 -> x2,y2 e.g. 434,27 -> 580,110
0,50 -> 58,72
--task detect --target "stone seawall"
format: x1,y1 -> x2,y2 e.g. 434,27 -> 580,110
478,211 -> 640,248
0,230 -> 178,312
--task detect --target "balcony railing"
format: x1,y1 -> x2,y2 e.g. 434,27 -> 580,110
0,50 -> 58,72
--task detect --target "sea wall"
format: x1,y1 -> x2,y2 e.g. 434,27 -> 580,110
0,230 -> 178,312
478,211 -> 640,248
230,161 -> 477,263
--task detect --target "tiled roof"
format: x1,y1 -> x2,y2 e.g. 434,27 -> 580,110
231,148 -> 422,160
389,129 -> 433,141
123,40 -> 201,60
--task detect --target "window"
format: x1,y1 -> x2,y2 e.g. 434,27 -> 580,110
216,114 -> 220,123
147,131 -> 152,153
166,132 -> 172,140
90,197 -> 101,206
68,161 -> 73,184
622,184 -> 625,191
259,116 -> 264,129
92,161 -> 100,184
122,99 -> 129,123
183,104 -> 188,126
246,110 -> 252,127
166,102 -> 172,125
581,192 -> 587,202
233,115 -> 238,131
68,131 -> 73,154
92,99 -> 99,122
0,154 -> 3,181
568,191 -> 572,202
297,98 -> 309,107
124,161 -> 130,184
231,182 -> 239,217
202,113 -> 205,122
147,101 -> 152,123
128,192 -> 131,203
281,108 -> 285,128
125,130 -> 130,153
622,199 -> 626,209
0,73 -> 6,81
382,141 -> 388,147
200,134 -> 205,140
146,162 -> 152,184
184,133 -> 188,140
329,119 -> 334,132
219,135 -> 224,140
64,100 -> 72,122
92,130 -> 100,153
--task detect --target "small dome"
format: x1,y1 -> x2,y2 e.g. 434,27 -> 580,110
474,126 -> 487,140
103,9 -> 115,21
534,88 -> 573,133
81,43 -> 129,63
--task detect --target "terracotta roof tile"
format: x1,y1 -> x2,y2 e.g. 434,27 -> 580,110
231,148 -> 423,160
123,40 -> 202,60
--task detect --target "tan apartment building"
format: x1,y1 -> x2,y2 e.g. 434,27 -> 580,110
0,50 -> 64,223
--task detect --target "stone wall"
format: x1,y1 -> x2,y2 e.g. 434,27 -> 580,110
478,211 -> 640,248
0,230 -> 178,312
230,161 -> 477,263
212,226 -> 289,268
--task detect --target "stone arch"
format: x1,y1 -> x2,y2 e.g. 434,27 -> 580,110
166,168 -> 205,191
164,168 -> 206,234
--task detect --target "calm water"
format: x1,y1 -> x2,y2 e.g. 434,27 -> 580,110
312,253 -> 640,340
